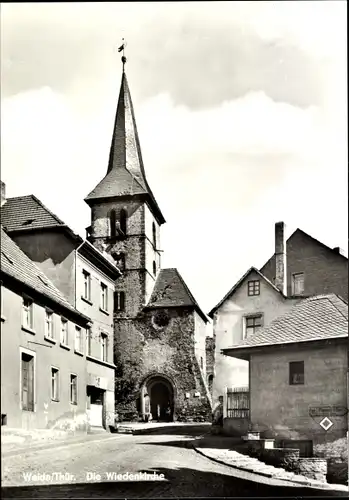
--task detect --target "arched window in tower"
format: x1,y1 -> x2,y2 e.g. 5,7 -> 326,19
120,209 -> 127,236
208,374 -> 214,394
153,260 -> 156,276
109,210 -> 117,239
152,222 -> 156,250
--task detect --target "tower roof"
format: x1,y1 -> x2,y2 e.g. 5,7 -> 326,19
145,268 -> 208,323
85,71 -> 165,224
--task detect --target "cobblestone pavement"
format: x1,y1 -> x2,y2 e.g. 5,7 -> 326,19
1,426 -> 347,498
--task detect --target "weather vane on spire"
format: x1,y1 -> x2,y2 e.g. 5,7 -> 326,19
118,38 -> 127,72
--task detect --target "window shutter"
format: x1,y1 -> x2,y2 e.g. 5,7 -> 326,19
27,357 -> 34,411
22,358 -> 29,409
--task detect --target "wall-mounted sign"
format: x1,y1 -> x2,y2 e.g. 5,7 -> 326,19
309,405 -> 348,418
87,373 -> 108,390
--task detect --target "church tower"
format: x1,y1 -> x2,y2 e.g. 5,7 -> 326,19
85,58 -> 212,422
85,68 -> 164,314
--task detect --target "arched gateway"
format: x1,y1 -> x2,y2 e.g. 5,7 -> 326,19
140,374 -> 175,422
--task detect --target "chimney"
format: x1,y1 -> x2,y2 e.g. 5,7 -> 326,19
333,246 -> 345,256
0,181 -> 6,207
275,221 -> 287,295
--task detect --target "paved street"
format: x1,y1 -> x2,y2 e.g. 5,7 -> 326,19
1,425 -> 346,498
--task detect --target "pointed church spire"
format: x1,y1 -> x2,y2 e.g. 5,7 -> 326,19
85,55 -> 165,225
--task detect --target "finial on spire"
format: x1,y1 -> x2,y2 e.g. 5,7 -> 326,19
118,38 -> 127,72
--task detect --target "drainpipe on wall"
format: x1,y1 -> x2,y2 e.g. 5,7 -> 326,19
75,242 -> 85,308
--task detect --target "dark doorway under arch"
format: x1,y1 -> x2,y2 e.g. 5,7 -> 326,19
145,376 -> 174,422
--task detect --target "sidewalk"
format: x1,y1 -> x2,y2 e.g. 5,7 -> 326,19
1,427 -> 114,457
192,434 -> 348,494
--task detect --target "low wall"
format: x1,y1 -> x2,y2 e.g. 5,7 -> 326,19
260,447 -> 300,470
247,439 -> 274,456
259,448 -> 327,482
223,417 -> 249,437
294,458 -> 327,482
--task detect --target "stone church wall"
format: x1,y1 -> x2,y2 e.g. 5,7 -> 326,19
114,307 -> 212,421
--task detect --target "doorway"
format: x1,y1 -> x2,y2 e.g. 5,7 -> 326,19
87,386 -> 105,427
145,376 -> 174,422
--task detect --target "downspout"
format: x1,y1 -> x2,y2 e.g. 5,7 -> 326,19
74,240 -> 87,432
74,242 -> 85,308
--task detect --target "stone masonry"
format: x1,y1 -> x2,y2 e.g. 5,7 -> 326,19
85,70 -> 212,422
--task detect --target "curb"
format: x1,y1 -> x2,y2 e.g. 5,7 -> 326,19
116,423 -> 211,436
192,444 -> 347,492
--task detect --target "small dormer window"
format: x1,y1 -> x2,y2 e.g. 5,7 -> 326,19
247,280 -> 260,296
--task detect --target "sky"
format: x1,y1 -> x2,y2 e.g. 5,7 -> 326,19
1,1 -> 347,315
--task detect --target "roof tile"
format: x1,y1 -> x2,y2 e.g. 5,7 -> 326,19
227,294 -> 348,352
1,227 -> 87,321
146,268 -> 207,322
1,195 -> 64,232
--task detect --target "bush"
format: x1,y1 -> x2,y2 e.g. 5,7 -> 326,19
314,437 -> 348,462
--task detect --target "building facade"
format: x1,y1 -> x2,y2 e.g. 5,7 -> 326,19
209,222 -> 348,408
84,69 -> 212,421
261,227 -> 348,302
1,227 -> 90,432
1,191 -> 121,430
222,294 -> 348,447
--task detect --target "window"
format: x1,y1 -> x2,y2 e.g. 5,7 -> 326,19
75,326 -> 83,353
120,208 -> 127,235
70,374 -> 77,404
109,209 -> 117,239
208,374 -> 214,394
51,367 -> 59,401
153,260 -> 156,276
45,310 -> 54,339
244,314 -> 263,337
22,297 -> 33,330
200,356 -> 203,369
21,352 -> 34,411
292,273 -> 304,295
101,333 -> 108,362
60,318 -> 68,345
114,291 -> 125,312
247,280 -> 260,296
100,283 -> 108,311
82,270 -> 91,301
152,221 -> 156,249
86,327 -> 92,356
289,361 -> 304,385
